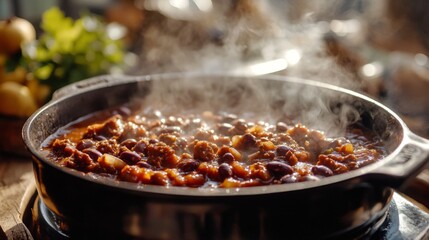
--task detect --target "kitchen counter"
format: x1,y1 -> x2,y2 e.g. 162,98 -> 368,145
0,154 -> 34,240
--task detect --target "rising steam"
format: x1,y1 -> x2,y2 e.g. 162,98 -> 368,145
127,0 -> 372,137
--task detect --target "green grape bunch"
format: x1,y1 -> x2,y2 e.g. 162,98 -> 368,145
22,7 -> 125,92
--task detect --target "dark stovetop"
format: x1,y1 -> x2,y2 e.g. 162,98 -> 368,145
374,194 -> 429,240
23,192 -> 429,240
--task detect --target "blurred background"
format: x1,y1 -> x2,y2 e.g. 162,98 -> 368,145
1,0 -> 428,132
0,0 -> 428,203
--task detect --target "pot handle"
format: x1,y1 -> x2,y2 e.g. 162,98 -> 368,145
51,74 -> 138,100
366,131 -> 429,189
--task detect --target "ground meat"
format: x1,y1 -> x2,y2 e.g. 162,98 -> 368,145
43,107 -> 386,188
193,141 -> 218,162
146,142 -> 179,168
84,115 -> 124,140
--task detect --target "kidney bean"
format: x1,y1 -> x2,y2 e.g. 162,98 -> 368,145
132,141 -> 147,154
82,148 -> 103,161
266,161 -> 293,177
217,123 -> 233,135
136,160 -> 152,169
276,122 -> 288,132
221,113 -> 237,123
232,119 -> 248,131
219,152 -> 235,164
217,146 -> 242,162
280,175 -> 297,184
177,159 -> 200,172
120,151 -> 142,164
311,165 -> 334,177
120,139 -> 137,149
76,139 -> 95,150
218,163 -> 233,180
233,133 -> 257,150
276,145 -> 293,156
94,135 -> 107,141
243,133 -> 257,146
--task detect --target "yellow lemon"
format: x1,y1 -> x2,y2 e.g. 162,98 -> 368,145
0,81 -> 37,117
0,17 -> 36,55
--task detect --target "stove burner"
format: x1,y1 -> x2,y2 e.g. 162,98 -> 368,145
24,193 -> 429,240
375,195 -> 429,240
32,196 -> 69,240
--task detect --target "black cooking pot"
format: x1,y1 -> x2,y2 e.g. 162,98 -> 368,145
22,73 -> 429,240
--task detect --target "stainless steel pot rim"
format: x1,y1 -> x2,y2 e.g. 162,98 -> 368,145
23,72 -> 415,197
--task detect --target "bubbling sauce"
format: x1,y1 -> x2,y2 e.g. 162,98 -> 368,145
43,105 -> 386,188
